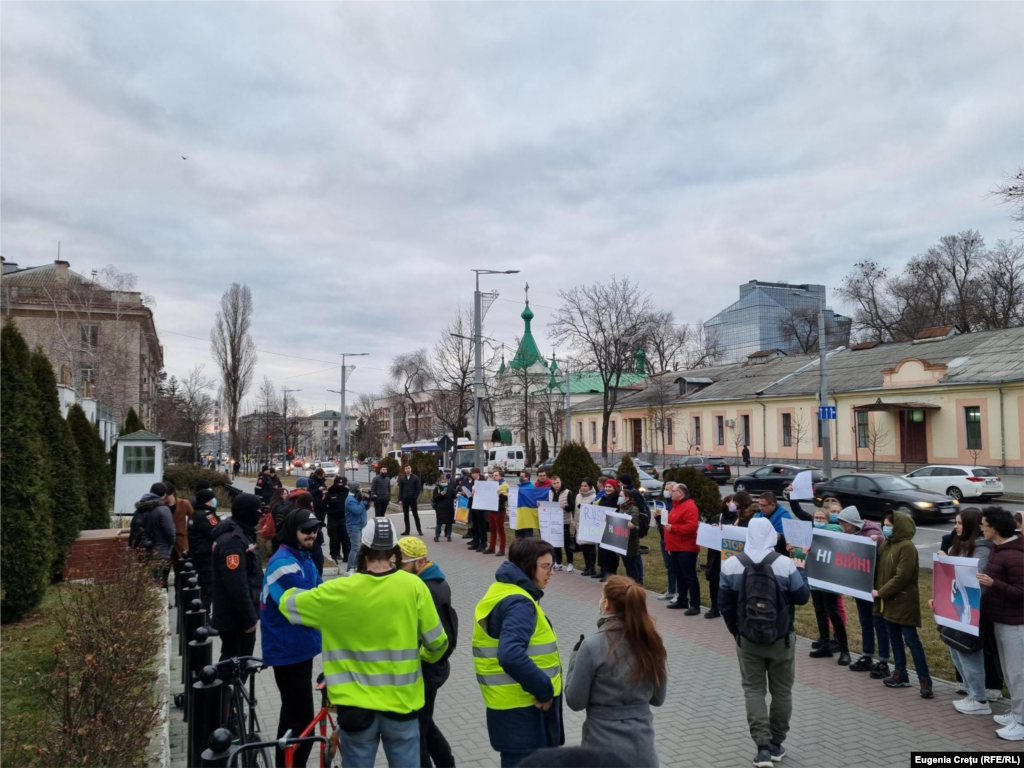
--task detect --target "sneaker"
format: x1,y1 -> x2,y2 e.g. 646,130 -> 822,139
657,591 -> 677,601
953,697 -> 992,715
919,677 -> 934,699
554,564 -> 563,572
753,748 -> 773,768
986,688 -> 1003,702
566,564 -> 574,573
883,673 -> 910,688
704,610 -> 721,619
849,656 -> 874,672
769,743 -> 786,763
997,721 -> 1024,741
994,714 -> 1017,727
869,662 -> 891,680
808,647 -> 833,658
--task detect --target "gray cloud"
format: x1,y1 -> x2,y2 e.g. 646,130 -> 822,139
2,2 -> 1021,412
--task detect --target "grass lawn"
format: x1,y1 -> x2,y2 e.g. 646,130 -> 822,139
0,587 -> 63,768
634,529 -> 956,682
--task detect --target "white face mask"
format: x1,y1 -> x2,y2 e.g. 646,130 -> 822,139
728,502 -> 737,512
619,494 -> 628,505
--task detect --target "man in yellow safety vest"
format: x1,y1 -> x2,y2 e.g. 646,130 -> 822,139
473,537 -> 564,767
279,517 -> 448,768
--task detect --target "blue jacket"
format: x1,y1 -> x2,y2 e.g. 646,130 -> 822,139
483,561 -> 564,753
753,504 -> 792,536
345,494 -> 369,529
260,544 -> 322,666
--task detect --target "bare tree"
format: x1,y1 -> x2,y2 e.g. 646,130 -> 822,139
549,276 -> 656,460
643,311 -> 690,372
778,307 -> 820,354
791,410 -> 812,463
977,240 -> 1024,329
255,376 -> 280,463
388,349 -> 433,442
643,374 -> 677,468
210,284 -> 258,461
678,422 -> 700,455
352,391 -> 386,456
992,166 -> 1024,234
430,309 -> 476,455
865,416 -> 891,471
729,423 -> 745,461
535,384 -> 566,457
178,365 -> 216,463
681,321 -> 722,369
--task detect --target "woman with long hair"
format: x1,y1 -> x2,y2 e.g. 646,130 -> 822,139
267,486 -> 290,553
564,576 -> 668,767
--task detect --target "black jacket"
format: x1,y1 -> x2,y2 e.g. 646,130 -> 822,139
187,503 -> 221,561
325,484 -> 350,519
432,484 -> 456,525
308,475 -> 328,515
255,472 -> 281,502
398,473 -> 423,501
419,563 -> 458,690
211,517 -> 263,633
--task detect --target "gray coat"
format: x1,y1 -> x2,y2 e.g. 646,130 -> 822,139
369,474 -> 391,501
564,616 -> 667,768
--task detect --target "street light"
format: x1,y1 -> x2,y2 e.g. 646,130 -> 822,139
472,269 -> 519,470
331,353 -> 368,466
281,387 -> 302,474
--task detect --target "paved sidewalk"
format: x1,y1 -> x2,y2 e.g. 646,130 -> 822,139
169,509 -> 1021,767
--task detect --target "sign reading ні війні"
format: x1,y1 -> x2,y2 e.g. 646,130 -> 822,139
804,528 -> 877,601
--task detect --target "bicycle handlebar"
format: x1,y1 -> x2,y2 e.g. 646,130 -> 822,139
226,733 -> 327,767
211,655 -> 267,680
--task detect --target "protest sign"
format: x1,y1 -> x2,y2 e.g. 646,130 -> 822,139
538,501 -> 564,547
932,553 -> 981,636
455,496 -> 469,524
789,470 -> 815,500
782,517 -> 813,550
577,504 -> 606,544
599,511 -> 631,556
697,523 -> 722,551
720,525 -> 747,560
805,528 -> 877,600
506,486 -> 518,513
473,480 -> 500,512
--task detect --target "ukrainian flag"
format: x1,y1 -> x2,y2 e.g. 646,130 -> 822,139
515,485 -> 550,530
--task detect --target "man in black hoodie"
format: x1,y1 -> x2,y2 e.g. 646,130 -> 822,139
324,476 -> 352,564
211,493 -> 264,660
188,488 -> 221,609
132,483 -> 175,580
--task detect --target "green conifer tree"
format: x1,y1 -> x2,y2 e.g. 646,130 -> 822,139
29,349 -> 90,578
1,324 -> 55,622
615,454 -> 641,488
539,437 -> 550,464
550,441 -> 602,495
69,404 -> 113,529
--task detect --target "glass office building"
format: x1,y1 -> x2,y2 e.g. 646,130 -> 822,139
706,281 -> 851,362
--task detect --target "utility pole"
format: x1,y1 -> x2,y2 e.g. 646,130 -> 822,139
817,298 -> 832,478
330,352 -> 368,467
564,365 -> 571,445
281,387 -> 302,473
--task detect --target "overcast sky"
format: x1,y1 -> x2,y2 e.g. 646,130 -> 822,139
2,2 -> 1021,414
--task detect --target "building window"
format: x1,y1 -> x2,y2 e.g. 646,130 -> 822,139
741,415 -> 750,446
577,422 -> 583,443
80,323 -> 99,351
716,416 -> 725,446
610,421 -> 617,442
782,413 -> 792,447
965,407 -> 982,450
78,366 -> 94,387
590,422 -> 597,444
666,418 -> 674,445
856,411 -> 869,448
123,445 -> 156,474
692,416 -> 701,446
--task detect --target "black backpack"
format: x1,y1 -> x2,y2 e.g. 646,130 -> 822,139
129,507 -> 153,550
633,490 -> 651,539
735,552 -> 789,645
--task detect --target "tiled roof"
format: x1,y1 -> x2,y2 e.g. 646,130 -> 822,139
914,325 -> 958,340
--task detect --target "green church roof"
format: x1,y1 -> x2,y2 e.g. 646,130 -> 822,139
507,301 -> 548,370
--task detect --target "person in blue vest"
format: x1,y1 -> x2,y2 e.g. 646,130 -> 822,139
753,492 -> 791,555
262,508 -> 323,767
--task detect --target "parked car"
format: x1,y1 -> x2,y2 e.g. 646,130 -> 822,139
634,460 -> 660,480
903,465 -> 1004,502
344,459 -> 361,471
319,461 -> 340,478
733,464 -> 828,495
672,455 -> 731,484
601,467 -> 664,497
814,473 -> 958,522
536,458 -> 556,474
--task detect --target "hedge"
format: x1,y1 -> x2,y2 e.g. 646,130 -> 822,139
664,466 -> 723,521
163,464 -> 231,497
67,404 -> 113,530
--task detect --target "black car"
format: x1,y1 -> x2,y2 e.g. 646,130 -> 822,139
814,473 -> 958,522
672,456 -> 732,484
536,458 -> 556,474
733,464 -> 828,495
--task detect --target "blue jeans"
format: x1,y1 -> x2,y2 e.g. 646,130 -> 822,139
949,647 -> 986,701
885,620 -> 930,680
515,528 -> 534,539
659,534 -> 677,593
346,525 -> 363,571
624,555 -> 643,584
500,750 -> 536,768
341,712 -> 419,768
855,598 -> 889,661
435,522 -> 452,538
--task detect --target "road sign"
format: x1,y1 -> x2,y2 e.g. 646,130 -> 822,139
818,406 -> 837,420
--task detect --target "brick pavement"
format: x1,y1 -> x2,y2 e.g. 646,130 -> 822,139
169,510 -> 1022,767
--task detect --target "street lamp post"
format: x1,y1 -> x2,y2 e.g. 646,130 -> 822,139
281,387 -> 302,474
328,352 -> 368,467
472,269 -> 519,470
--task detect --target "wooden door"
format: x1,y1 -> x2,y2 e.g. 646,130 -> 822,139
632,419 -> 643,455
899,411 -> 927,464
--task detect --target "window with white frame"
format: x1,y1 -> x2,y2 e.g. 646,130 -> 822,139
123,445 -> 156,474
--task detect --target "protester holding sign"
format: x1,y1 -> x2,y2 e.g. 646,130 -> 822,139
978,507 -> 1024,741
549,476 -> 574,572
654,482 -> 678,602
595,479 -> 622,582
484,470 -> 509,557
702,496 -> 739,620
836,506 -> 890,677
872,512 -> 933,699
617,488 -> 643,585
664,483 -> 701,615
574,479 -> 598,577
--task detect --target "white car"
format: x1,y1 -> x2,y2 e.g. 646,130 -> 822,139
345,459 -> 360,470
319,461 -> 340,478
903,465 -> 1004,502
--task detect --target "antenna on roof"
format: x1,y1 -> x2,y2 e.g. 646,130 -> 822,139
57,241 -> 60,259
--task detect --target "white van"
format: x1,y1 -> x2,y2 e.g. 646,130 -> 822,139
488,445 -> 526,473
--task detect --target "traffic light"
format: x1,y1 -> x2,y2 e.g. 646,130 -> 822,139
287,447 -> 294,458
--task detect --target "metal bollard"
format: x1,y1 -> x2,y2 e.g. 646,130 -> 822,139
176,560 -> 195,612
179,577 -> 201,655
189,667 -> 225,768
181,599 -> 207,688
185,625 -> 215,723
199,727 -> 234,767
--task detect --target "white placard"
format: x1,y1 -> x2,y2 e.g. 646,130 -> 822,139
782,517 -> 813,550
789,470 -> 814,500
538,501 -> 564,547
576,503 -> 606,544
472,480 -> 500,511
506,486 -> 518,512
697,523 -> 722,551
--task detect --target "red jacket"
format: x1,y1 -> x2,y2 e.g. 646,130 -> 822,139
664,497 -> 699,553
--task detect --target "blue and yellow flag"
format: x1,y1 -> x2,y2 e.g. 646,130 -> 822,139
515,484 -> 550,530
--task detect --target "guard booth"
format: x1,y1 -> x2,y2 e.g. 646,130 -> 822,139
113,430 -> 167,518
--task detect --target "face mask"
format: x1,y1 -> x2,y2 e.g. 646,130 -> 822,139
829,513 -> 839,523
882,525 -> 893,539
663,490 -> 671,498
728,502 -> 737,512
619,494 -> 627,505
210,498 -> 218,510
813,521 -> 826,529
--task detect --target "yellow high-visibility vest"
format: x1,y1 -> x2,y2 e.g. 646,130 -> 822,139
472,581 -> 561,710
280,570 -> 447,714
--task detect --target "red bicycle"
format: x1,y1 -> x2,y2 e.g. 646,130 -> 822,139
284,673 -> 341,767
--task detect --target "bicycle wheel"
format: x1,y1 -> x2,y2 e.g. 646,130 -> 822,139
243,733 -> 274,768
